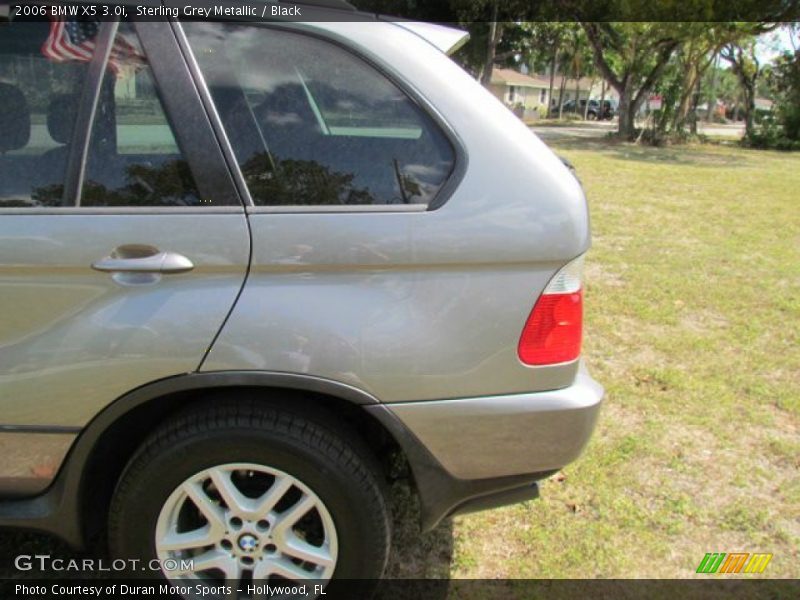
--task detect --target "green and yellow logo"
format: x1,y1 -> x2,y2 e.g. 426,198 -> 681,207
696,552 -> 772,574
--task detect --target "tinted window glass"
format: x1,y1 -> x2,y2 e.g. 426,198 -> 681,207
184,23 -> 455,207
0,19 -> 93,207
81,23 -> 200,207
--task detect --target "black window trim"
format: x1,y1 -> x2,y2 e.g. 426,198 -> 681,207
169,19 -> 256,209
132,19 -> 243,209
173,19 -> 468,213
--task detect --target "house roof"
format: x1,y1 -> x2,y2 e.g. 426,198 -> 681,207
491,68 -> 550,89
491,68 -> 595,91
754,97 -> 774,110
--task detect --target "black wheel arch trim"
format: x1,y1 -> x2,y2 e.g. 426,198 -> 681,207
0,370 -> 550,546
364,404 -> 551,531
0,371 -> 377,547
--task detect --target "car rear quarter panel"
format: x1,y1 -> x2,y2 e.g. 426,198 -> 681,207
202,22 -> 591,402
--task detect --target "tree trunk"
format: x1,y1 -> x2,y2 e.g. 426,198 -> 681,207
548,46 -> 557,117
584,77 -> 597,119
479,4 -> 499,87
675,50 -> 718,133
617,86 -> 636,139
706,54 -> 719,122
721,44 -> 760,139
674,67 -> 700,133
742,81 -> 756,137
689,77 -> 703,135
557,76 -> 567,119
600,80 -> 607,119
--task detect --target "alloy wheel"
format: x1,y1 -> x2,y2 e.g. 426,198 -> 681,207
155,463 -> 338,584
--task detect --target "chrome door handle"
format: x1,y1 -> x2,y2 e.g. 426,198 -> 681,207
92,250 -> 194,274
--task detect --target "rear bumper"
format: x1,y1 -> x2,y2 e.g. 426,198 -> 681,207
385,365 -> 603,480
365,365 -> 602,530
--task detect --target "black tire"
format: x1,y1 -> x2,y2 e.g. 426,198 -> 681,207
108,398 -> 391,583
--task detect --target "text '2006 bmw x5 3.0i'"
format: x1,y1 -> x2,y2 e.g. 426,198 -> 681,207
0,0 -> 603,591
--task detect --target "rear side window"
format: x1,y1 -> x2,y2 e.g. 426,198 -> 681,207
183,23 -> 455,208
0,20 -> 92,207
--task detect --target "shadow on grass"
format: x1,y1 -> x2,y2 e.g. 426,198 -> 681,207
547,137 -> 748,168
385,480 -> 454,581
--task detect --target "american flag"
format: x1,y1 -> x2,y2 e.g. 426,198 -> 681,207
41,19 -> 143,75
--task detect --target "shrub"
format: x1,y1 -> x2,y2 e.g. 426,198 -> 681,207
743,120 -> 800,151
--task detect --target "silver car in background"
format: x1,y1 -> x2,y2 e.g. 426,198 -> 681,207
0,0 -> 602,587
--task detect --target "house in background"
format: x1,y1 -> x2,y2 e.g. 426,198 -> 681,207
754,97 -> 774,112
489,68 -> 597,120
488,68 -> 551,119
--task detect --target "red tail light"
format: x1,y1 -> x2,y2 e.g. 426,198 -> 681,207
518,256 -> 584,366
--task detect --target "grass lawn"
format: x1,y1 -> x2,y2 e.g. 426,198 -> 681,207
388,138 -> 800,580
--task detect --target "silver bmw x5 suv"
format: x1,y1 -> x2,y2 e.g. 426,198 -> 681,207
0,1 -> 603,587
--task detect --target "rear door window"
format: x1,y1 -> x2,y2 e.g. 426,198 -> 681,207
183,23 -> 456,208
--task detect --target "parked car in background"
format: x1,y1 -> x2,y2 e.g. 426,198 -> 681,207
0,2 -> 603,593
556,98 -> 615,120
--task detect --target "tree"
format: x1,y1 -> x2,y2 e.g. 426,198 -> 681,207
351,0 -> 798,137
703,53 -> 721,122
706,66 -> 741,119
580,20 -> 778,140
445,0 -> 543,85
582,23 -> 682,139
479,5 -> 499,86
523,23 -> 570,117
653,25 -> 747,137
721,39 -> 762,137
449,20 -> 537,82
767,26 -> 800,141
564,26 -> 595,119
671,27 -> 727,134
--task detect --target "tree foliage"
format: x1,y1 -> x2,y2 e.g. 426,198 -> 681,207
760,26 -> 800,147
351,0 -> 800,144
581,23 -> 683,138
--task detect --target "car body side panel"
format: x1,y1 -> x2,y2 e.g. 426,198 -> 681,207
203,212 -> 580,401
202,22 -> 590,402
0,431 -> 76,497
0,213 -> 249,427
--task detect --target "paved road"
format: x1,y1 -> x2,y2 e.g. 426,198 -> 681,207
531,120 -> 745,140
698,122 -> 746,138
531,122 -> 616,140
